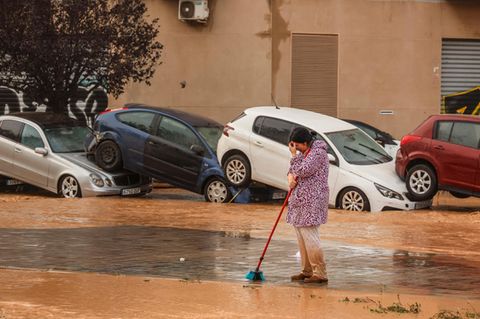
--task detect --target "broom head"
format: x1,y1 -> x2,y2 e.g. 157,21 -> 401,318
245,270 -> 265,281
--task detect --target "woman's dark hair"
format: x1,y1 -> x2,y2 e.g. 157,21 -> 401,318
289,127 -> 313,143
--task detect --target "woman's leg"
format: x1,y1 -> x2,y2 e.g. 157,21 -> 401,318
297,226 -> 327,279
294,227 -> 313,276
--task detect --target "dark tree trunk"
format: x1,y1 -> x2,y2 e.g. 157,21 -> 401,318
48,92 -> 69,115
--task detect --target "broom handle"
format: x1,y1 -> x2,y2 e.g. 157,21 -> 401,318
254,187 -> 294,272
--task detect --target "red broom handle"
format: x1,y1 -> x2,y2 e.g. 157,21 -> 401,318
254,187 -> 294,272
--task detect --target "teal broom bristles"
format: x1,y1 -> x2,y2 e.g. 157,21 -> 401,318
245,269 -> 265,281
245,188 -> 295,282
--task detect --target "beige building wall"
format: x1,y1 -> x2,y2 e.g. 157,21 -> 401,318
115,0 -> 480,138
115,0 -> 272,124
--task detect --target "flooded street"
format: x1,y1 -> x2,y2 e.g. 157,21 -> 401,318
1,226 -> 480,298
0,186 -> 479,318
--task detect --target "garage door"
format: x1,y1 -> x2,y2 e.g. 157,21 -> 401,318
441,39 -> 480,114
291,34 -> 338,117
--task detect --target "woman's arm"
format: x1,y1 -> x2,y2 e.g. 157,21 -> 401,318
290,144 -> 326,178
287,173 -> 297,189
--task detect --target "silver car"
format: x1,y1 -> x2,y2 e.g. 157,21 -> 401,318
0,113 -> 152,198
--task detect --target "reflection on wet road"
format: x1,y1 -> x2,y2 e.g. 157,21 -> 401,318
0,226 -> 479,297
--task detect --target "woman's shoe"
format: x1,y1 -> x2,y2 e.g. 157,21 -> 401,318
303,275 -> 328,284
290,273 -> 311,281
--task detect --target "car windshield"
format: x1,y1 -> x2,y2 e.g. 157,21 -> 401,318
195,126 -> 222,152
44,126 -> 92,153
326,129 -> 392,165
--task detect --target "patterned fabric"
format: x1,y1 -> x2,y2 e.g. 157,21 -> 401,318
286,140 -> 329,227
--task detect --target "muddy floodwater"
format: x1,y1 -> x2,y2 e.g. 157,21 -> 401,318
0,226 -> 479,298
0,186 -> 479,318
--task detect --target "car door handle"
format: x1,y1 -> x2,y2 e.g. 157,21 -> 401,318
433,145 -> 444,150
14,148 -> 21,153
254,141 -> 264,148
147,140 -> 156,145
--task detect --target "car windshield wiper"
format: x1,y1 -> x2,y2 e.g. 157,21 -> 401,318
359,143 -> 392,161
344,145 -> 383,164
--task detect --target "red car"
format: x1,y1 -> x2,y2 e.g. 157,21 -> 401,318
396,114 -> 480,201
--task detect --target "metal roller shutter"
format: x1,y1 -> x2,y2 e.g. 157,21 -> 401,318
441,39 -> 480,114
291,34 -> 338,117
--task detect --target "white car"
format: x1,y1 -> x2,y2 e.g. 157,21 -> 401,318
217,106 -> 431,212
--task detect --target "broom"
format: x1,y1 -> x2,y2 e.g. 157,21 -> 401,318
245,186 -> 294,281
245,145 -> 311,281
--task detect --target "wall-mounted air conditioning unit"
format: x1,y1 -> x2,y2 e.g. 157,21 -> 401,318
178,0 -> 209,23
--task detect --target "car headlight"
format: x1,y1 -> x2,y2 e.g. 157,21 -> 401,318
89,173 -> 104,187
374,183 -> 403,200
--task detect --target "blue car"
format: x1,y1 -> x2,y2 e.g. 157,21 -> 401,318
87,103 -> 232,203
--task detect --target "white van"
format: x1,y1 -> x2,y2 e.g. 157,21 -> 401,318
217,106 -> 431,212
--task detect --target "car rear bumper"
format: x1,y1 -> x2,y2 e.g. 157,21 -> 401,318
395,149 -> 408,180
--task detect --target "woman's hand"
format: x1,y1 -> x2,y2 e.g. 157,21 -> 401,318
288,173 -> 297,189
288,142 -> 297,156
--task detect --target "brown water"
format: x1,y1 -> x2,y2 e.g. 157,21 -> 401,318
1,187 -> 479,255
1,268 -> 477,319
1,187 -> 479,296
0,226 -> 479,297
1,187 -> 480,318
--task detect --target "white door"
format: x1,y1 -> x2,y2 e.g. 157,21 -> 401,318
249,117 -> 295,190
314,134 -> 340,205
327,161 -> 340,206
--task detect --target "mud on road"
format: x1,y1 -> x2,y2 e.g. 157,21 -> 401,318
0,186 -> 479,318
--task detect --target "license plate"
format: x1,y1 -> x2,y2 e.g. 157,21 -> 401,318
6,179 -> 23,186
414,200 -> 432,209
121,187 -> 141,196
272,191 -> 286,200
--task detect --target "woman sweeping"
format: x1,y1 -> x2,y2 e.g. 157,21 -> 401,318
287,127 -> 329,284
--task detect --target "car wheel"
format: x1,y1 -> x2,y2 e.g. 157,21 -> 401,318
95,140 -> 123,172
223,154 -> 251,188
406,164 -> 437,201
59,175 -> 81,198
449,191 -> 470,199
338,187 -> 370,212
204,178 -> 232,203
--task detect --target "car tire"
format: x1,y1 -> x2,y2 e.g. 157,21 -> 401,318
59,175 -> 82,198
406,164 -> 437,201
449,191 -> 470,199
223,154 -> 251,188
204,178 -> 232,203
95,140 -> 123,172
338,187 -> 370,212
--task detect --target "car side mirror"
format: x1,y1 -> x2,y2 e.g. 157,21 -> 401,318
375,138 -> 385,147
327,153 -> 336,164
35,147 -> 48,156
190,144 -> 205,156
